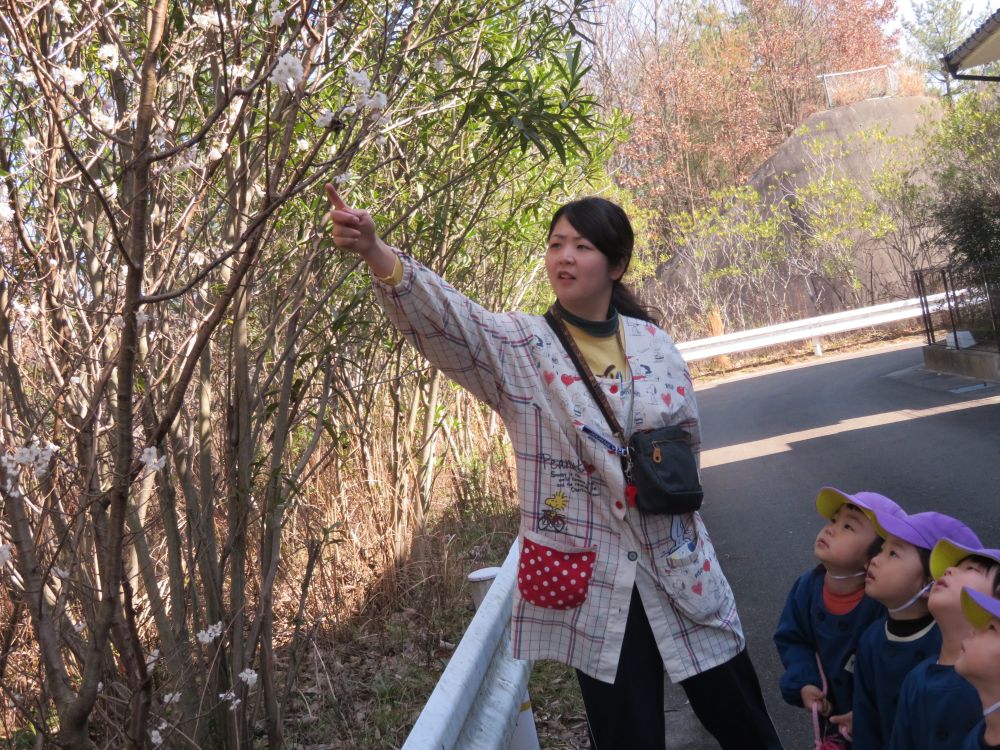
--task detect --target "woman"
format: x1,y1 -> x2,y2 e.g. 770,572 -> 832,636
324,185 -> 783,750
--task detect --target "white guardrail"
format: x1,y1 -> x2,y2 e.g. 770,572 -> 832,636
675,291 -> 950,362
401,290 -> 951,749
402,541 -> 537,750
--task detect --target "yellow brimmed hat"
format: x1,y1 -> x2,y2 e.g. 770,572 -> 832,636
930,539 -> 1000,580
815,487 -> 903,525
961,587 -> 1000,630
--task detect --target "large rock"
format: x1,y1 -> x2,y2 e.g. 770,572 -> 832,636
749,95 -> 941,194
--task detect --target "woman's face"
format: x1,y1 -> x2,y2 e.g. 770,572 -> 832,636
545,216 -> 624,319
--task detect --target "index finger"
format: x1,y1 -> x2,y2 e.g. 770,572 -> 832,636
325,182 -> 348,211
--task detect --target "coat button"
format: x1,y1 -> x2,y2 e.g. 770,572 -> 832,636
627,551 -> 638,562
615,500 -> 624,510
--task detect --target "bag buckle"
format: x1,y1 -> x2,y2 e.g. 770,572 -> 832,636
652,445 -> 662,464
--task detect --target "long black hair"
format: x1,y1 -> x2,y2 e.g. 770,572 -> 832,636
548,197 -> 659,325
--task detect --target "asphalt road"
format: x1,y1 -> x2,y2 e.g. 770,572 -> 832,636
663,340 -> 1000,749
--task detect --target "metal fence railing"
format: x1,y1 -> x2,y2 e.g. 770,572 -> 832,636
914,263 -> 1000,352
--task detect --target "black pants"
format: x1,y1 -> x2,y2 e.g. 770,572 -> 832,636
576,587 -> 784,750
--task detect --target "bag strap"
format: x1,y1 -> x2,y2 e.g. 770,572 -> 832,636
544,308 -> 625,442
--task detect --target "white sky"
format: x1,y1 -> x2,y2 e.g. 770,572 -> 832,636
893,0 -> 998,54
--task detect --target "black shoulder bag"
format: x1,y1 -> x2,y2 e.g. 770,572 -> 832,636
544,308 -> 703,515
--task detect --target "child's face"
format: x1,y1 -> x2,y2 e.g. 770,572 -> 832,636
956,615 -> 1000,686
814,504 -> 878,574
866,535 -> 929,609
929,557 -> 999,618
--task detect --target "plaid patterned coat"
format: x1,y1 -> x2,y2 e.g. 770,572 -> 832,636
373,253 -> 745,683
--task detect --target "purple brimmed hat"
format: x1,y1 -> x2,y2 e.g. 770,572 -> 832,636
875,512 -> 982,552
930,539 -> 1000,580
961,587 -> 1000,629
815,487 -> 905,526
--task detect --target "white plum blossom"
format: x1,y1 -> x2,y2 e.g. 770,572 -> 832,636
28,302 -> 40,316
333,172 -> 352,186
227,64 -> 248,80
0,544 -> 11,566
219,689 -> 241,709
97,44 -> 119,71
53,566 -> 69,579
52,0 -> 72,22
341,105 -> 357,117
14,69 -> 36,87
346,67 -> 370,93
150,729 -> 163,746
59,66 -> 86,88
363,91 -> 388,112
0,186 -> 13,224
136,312 -> 150,327
92,112 -> 115,132
315,110 -> 335,128
197,621 -> 223,644
269,53 -> 304,91
295,138 -> 309,152
110,314 -> 125,329
190,250 -> 207,267
162,692 -> 182,705
145,649 -> 160,668
140,447 -> 166,472
238,668 -> 258,687
433,57 -> 447,74
178,62 -> 195,77
206,145 -> 224,163
23,136 -> 42,158
270,10 -> 286,27
191,12 -> 221,30
5,440 -> 59,481
73,620 -> 85,633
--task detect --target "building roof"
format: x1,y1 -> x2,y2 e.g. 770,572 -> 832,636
943,6 -> 1000,76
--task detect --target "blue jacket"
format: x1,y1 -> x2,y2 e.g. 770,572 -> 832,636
888,658 -> 982,750
774,566 -> 884,715
852,617 -> 941,750
960,721 -> 985,750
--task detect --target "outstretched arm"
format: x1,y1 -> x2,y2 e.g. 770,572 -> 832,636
323,183 -> 397,278
322,183 -> 523,413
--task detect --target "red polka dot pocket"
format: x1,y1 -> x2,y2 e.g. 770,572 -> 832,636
518,532 -> 597,610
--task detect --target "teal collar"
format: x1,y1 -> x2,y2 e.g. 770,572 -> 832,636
554,301 -> 618,338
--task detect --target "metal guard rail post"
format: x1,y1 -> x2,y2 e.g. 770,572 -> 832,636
402,541 -> 532,750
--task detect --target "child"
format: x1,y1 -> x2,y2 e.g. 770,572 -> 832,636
775,488 -> 903,743
956,586 -> 1000,750
852,512 -> 981,750
888,540 -> 1000,750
